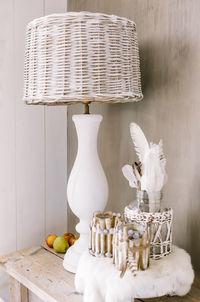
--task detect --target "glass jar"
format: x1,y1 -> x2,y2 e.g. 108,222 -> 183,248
137,190 -> 162,213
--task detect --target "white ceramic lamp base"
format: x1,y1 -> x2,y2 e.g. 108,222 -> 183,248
63,114 -> 109,273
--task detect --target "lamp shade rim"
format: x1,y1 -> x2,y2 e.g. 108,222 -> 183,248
27,11 -> 136,29
23,94 -> 143,106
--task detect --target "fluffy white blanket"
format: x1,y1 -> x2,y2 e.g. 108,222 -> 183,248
75,246 -> 194,302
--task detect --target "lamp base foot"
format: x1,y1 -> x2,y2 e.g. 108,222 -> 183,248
63,234 -> 89,273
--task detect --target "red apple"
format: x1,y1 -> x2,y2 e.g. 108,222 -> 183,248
63,233 -> 75,241
69,237 -> 78,246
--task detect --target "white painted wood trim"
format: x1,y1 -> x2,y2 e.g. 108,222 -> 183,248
0,1 -> 68,301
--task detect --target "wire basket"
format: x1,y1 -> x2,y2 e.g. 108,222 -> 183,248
124,207 -> 173,259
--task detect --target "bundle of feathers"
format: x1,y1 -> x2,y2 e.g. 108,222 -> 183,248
122,123 -> 167,196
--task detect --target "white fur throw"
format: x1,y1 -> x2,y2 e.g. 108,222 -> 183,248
75,246 -> 194,302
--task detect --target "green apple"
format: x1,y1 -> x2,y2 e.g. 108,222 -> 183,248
53,236 -> 69,253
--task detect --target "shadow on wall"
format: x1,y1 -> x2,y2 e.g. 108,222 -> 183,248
188,176 -> 200,272
140,37 -> 191,98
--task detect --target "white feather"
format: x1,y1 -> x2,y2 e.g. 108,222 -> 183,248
130,123 -> 149,163
126,123 -> 167,193
122,165 -> 137,188
158,140 -> 168,184
141,144 -> 166,193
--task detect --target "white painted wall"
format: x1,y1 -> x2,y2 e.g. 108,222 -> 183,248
0,0 -> 68,301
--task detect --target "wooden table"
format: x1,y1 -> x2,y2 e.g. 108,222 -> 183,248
0,246 -> 199,302
0,246 -> 82,302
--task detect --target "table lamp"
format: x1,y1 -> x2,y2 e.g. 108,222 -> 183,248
23,12 -> 143,273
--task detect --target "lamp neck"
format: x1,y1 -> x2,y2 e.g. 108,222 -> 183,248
84,102 -> 91,114
72,114 -> 102,155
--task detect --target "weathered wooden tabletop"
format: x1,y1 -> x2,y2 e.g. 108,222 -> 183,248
0,246 -> 82,302
0,246 -> 199,302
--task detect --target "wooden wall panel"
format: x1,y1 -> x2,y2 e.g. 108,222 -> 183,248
68,0 -> 200,272
0,0 -> 68,300
0,0 -> 16,258
0,1 -> 16,300
44,0 -> 68,238
14,0 -> 68,249
15,0 -> 45,250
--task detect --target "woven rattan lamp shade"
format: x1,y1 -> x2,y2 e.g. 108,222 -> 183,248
23,12 -> 143,105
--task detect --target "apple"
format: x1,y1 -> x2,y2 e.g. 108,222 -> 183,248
69,236 -> 78,246
53,236 -> 69,253
63,233 -> 75,241
46,234 -> 57,248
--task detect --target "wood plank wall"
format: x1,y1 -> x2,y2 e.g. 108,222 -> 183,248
67,0 -> 200,273
0,1 -> 68,300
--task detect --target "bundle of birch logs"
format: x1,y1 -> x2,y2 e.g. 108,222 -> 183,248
89,211 -> 150,277
113,217 -> 150,277
89,211 -> 121,257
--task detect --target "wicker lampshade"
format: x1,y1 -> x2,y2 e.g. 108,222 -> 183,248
23,12 -> 143,105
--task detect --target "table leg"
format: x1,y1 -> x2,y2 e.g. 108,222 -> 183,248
9,276 -> 29,302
